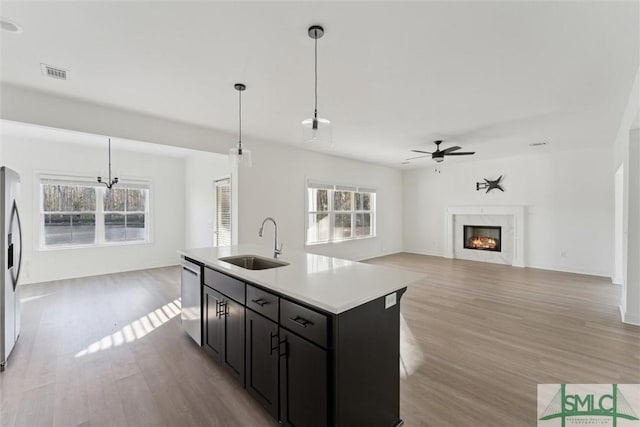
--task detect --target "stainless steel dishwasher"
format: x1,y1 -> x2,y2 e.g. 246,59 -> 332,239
181,257 -> 202,345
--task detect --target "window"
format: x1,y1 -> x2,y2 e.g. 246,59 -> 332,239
103,188 -> 147,242
40,176 -> 150,248
215,178 -> 231,247
42,184 -> 97,246
306,181 -> 376,245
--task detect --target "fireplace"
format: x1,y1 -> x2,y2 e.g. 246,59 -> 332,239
464,225 -> 501,252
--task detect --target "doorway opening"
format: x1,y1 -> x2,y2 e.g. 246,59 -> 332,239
614,164 -> 625,301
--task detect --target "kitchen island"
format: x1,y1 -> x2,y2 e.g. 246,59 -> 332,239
178,245 -> 424,427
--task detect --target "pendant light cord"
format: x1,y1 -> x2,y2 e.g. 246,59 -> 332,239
314,33 -> 318,118
238,88 -> 242,150
97,137 -> 117,189
108,138 -> 112,182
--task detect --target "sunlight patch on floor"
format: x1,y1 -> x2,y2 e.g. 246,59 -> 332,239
74,298 -> 181,358
400,313 -> 424,378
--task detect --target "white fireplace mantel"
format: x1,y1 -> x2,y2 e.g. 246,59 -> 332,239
445,206 -> 525,267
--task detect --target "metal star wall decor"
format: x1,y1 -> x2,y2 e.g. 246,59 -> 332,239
476,175 -> 504,193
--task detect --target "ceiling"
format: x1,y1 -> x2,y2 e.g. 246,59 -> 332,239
1,1 -> 638,168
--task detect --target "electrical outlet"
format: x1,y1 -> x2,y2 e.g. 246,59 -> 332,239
561,251 -> 567,258
385,292 -> 397,309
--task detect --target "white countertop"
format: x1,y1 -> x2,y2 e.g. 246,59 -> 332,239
178,245 -> 425,314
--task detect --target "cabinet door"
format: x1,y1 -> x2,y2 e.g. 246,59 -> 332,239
203,286 -> 224,363
223,298 -> 245,385
246,310 -> 279,419
279,328 -> 327,427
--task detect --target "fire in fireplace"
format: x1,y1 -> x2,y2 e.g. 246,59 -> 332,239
464,225 -> 502,252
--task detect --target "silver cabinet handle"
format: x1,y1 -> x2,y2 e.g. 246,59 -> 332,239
181,264 -> 200,276
250,298 -> 269,307
289,316 -> 312,328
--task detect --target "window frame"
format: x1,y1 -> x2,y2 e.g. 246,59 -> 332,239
38,174 -> 152,250
304,179 -> 377,247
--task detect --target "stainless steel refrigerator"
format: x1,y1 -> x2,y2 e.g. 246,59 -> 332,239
1,167 -> 22,371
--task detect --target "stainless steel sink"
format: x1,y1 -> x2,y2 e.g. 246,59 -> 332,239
219,255 -> 289,270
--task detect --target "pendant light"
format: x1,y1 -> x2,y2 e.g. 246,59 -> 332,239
229,83 -> 252,168
97,138 -> 118,189
302,25 -> 332,146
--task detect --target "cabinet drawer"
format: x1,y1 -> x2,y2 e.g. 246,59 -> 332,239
247,285 -> 279,322
204,267 -> 245,304
280,299 -> 327,348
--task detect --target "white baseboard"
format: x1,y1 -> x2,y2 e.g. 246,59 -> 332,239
525,263 -> 610,278
356,250 -> 403,262
403,249 -> 444,258
619,304 -> 626,322
22,262 -> 180,286
622,310 -> 640,326
399,250 -> 614,279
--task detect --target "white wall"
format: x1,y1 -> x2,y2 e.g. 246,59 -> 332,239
403,146 -> 614,277
0,132 -> 4,166
626,129 -> 640,324
237,142 -> 403,261
3,135 -> 186,284
184,151 -> 231,248
613,164 -> 625,285
612,66 -> 640,325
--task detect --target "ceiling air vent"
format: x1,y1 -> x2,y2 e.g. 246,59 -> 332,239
40,63 -> 68,80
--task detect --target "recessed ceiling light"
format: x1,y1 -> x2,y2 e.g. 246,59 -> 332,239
0,17 -> 23,34
529,142 -> 548,147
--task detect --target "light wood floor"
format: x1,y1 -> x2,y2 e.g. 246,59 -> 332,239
1,254 -> 638,427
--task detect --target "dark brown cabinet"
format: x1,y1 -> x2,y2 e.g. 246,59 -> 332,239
279,328 -> 327,427
245,309 -> 279,419
197,264 -> 405,426
203,284 -> 245,385
223,297 -> 245,384
203,286 -> 224,361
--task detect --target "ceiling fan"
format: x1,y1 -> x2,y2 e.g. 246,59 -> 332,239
406,140 -> 475,163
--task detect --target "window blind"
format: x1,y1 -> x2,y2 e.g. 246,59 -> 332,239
40,174 -> 150,189
215,178 -> 232,247
307,180 -> 377,194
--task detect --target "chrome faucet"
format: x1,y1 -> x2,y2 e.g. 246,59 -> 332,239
259,217 -> 283,258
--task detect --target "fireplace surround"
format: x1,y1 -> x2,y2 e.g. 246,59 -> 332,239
445,206 -> 525,267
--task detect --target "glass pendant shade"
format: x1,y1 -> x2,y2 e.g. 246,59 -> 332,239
301,116 -> 332,146
229,146 -> 252,168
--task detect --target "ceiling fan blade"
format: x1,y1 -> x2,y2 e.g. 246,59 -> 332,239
441,146 -> 462,154
410,149 -> 432,154
405,154 -> 432,160
444,152 -> 475,156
